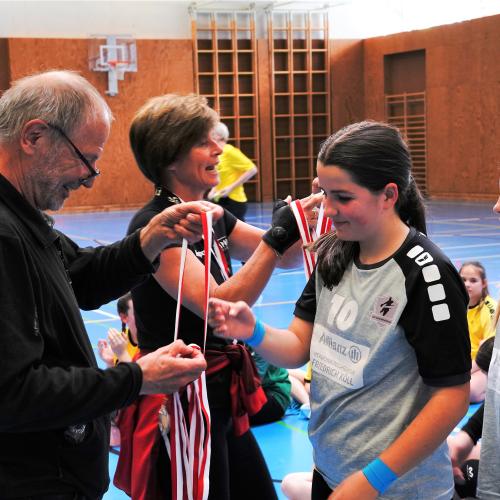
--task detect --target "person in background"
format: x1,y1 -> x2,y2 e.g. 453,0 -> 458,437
0,71 -> 212,500
447,336 -> 495,498
98,292 -> 139,366
208,121 -> 471,499
288,363 -> 312,409
116,93 -> 322,500
476,184 -> 500,499
459,261 -> 496,402
249,349 -> 292,425
97,292 -> 140,447
207,121 -> 257,222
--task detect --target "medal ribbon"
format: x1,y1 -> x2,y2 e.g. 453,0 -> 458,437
290,200 -> 331,279
290,200 -> 316,279
165,211 -> 213,500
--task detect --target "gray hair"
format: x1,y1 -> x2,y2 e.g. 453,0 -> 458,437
213,122 -> 229,142
0,70 -> 113,144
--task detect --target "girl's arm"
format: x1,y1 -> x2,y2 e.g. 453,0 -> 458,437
154,245 -> 279,316
208,297 -> 313,368
329,382 -> 470,499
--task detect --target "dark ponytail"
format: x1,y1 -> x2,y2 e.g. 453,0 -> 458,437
398,175 -> 426,235
313,121 -> 426,289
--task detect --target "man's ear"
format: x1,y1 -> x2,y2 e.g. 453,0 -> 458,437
20,119 -> 50,156
118,312 -> 128,324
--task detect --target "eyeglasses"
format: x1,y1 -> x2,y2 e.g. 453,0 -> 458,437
46,123 -> 100,183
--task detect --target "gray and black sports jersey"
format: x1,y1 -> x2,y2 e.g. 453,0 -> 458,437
295,227 -> 471,499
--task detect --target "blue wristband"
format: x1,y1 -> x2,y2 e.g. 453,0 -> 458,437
362,458 -> 398,494
246,319 -> 266,348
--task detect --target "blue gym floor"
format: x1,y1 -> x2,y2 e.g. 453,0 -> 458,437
53,199 -> 499,499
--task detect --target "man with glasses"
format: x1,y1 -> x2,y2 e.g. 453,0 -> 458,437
0,70 -> 218,500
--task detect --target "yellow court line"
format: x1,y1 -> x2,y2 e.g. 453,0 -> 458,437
277,419 -> 309,436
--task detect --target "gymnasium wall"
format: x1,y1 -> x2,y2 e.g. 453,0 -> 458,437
0,14 -> 499,209
330,39 -> 365,132
5,38 -> 195,211
362,15 -> 500,200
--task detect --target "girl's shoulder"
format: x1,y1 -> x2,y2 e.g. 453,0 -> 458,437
394,227 -> 457,279
483,295 -> 497,315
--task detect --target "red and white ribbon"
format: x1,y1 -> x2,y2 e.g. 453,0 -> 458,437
290,200 -> 316,279
290,200 -> 332,279
165,211 -> 213,500
315,203 -> 332,238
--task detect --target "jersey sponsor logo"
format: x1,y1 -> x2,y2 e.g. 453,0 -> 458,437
370,295 -> 399,327
406,245 -> 450,322
311,324 -> 369,389
217,236 -> 229,251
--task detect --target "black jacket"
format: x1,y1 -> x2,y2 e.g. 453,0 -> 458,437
0,175 -> 150,498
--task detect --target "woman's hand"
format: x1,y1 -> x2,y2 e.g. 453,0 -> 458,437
328,471 -> 378,500
208,297 -> 255,340
298,192 -> 324,230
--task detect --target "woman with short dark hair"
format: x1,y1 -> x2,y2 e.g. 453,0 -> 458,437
116,93 -> 322,500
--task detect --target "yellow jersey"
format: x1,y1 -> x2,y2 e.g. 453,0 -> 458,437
215,144 -> 255,203
468,295 -> 496,359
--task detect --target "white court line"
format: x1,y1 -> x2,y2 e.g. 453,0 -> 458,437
84,318 -> 117,324
449,253 -> 500,261
92,310 -> 120,319
274,270 -> 306,277
431,222 -> 500,233
440,242 -> 500,251
432,217 -> 481,222
254,300 -> 296,308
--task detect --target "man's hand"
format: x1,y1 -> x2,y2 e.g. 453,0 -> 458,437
208,297 -> 255,340
137,340 -> 207,394
140,201 -> 224,262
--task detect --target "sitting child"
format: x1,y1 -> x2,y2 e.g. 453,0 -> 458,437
459,261 -> 496,402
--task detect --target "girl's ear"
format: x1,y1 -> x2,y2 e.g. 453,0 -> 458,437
383,183 -> 399,205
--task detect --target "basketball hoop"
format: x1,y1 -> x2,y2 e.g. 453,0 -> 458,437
107,60 -> 129,81
89,35 -> 137,96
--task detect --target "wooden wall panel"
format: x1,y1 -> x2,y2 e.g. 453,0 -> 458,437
0,39 -> 10,93
363,14 -> 500,200
330,39 -> 365,132
384,49 -> 425,94
257,39 -> 273,202
7,38 -> 195,211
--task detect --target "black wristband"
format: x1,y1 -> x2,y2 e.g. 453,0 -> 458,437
262,200 -> 300,255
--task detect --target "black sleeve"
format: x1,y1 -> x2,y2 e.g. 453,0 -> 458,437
461,403 -> 484,444
60,230 -> 156,311
223,208 -> 238,236
293,269 -> 317,323
399,248 -> 471,387
0,232 -> 143,433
